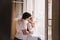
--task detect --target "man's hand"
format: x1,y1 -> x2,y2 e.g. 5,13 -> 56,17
22,29 -> 29,35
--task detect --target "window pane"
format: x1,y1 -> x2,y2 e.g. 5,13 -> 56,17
48,0 -> 52,19
48,20 -> 52,26
48,0 -> 52,40
15,3 -> 23,19
48,26 -> 52,40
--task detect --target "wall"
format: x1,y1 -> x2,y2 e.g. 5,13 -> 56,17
59,0 -> 60,40
0,0 -> 12,40
52,0 -> 59,40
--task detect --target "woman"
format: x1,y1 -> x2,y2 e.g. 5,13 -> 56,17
27,16 -> 41,40
14,12 -> 32,40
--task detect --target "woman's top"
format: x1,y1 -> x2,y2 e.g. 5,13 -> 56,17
27,23 -> 34,34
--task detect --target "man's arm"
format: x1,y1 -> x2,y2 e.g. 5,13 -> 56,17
22,29 -> 29,35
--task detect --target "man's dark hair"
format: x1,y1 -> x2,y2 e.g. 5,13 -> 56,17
22,12 -> 31,19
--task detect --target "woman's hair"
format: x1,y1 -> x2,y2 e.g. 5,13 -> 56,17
22,12 -> 31,19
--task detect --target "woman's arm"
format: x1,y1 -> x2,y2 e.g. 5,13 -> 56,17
28,17 -> 35,28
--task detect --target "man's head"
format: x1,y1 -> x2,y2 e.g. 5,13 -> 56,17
22,12 -> 31,20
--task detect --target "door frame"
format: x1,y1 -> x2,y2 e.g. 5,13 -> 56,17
10,0 -> 48,40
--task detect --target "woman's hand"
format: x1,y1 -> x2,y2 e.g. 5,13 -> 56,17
28,17 -> 35,28
31,23 -> 35,28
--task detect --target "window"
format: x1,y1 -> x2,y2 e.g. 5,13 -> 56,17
13,0 -> 24,19
48,0 -> 52,40
11,0 -> 52,40
13,0 -> 46,40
